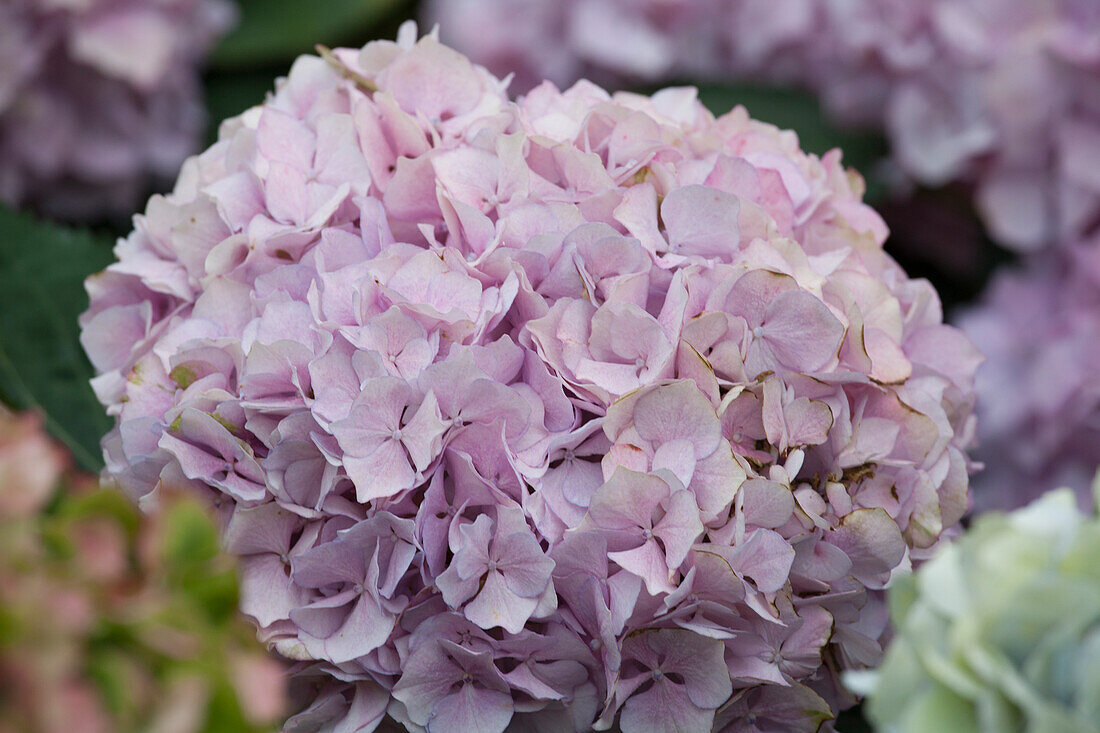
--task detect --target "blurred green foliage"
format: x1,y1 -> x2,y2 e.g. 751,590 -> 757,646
204,68 -> 277,144
0,461 -> 286,732
0,206 -> 114,470
212,0 -> 408,67
159,500 -> 242,623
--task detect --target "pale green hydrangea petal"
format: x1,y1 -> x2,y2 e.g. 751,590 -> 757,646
858,478 -> 1100,733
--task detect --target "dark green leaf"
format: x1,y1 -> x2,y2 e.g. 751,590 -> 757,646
203,68 -> 277,146
201,679 -> 254,733
0,205 -> 114,470
836,704 -> 875,733
86,648 -> 144,723
211,0 -> 408,68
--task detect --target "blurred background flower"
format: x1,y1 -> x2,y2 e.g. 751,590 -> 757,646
959,241 -> 1100,513
851,480 -> 1100,732
0,0 -> 235,222
0,407 -> 287,733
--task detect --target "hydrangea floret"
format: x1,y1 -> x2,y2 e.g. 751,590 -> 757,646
850,477 -> 1100,732
81,23 -> 980,732
0,0 -> 234,220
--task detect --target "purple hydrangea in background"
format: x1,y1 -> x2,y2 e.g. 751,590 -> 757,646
425,0 -> 1100,252
0,0 -> 234,221
789,0 -> 1100,253
958,240 -> 1100,513
424,0 -> 725,93
81,23 -> 980,732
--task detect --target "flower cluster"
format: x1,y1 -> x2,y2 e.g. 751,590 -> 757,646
425,0 -> 1100,252
424,0 -> 724,92
0,0 -> 234,221
0,409 -> 285,733
958,241 -> 1100,513
851,480 -> 1100,732
82,24 -> 979,731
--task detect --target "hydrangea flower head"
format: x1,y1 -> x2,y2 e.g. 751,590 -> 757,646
82,23 -> 980,731
851,477 -> 1100,732
0,0 -> 233,220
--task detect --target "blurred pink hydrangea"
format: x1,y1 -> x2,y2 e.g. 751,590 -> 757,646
81,23 -> 979,732
424,0 -> 725,92
958,241 -> 1100,513
425,0 -> 1100,252
790,0 -> 1100,252
0,0 -> 234,221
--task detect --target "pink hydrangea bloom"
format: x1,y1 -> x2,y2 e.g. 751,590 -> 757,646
425,0 -> 1100,252
82,24 -> 979,732
959,241 -> 1100,513
0,0 -> 234,220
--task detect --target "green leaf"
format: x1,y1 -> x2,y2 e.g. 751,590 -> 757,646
0,205 -> 114,470
211,0 -> 408,68
190,569 -> 241,624
161,501 -> 222,570
57,487 -> 141,537
201,677 -> 254,733
87,647 -> 146,724
694,84 -> 890,201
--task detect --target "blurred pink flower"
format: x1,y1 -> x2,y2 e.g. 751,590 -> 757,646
425,0 -> 724,92
0,408 -> 65,517
793,0 -> 1100,252
959,240 -> 1100,512
0,0 -> 234,220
